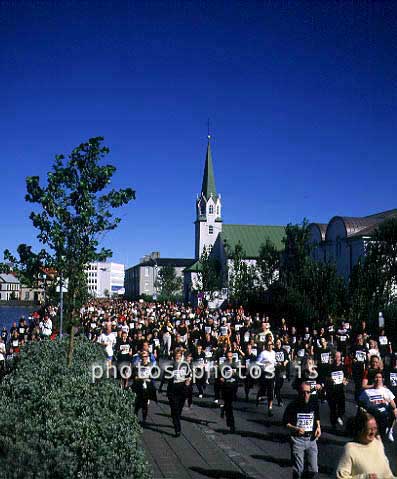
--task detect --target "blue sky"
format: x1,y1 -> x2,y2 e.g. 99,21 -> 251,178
1,1 -> 397,268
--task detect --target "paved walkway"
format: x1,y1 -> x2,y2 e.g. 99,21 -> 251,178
141,379 -> 397,479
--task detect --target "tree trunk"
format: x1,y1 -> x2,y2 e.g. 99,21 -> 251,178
67,324 -> 75,367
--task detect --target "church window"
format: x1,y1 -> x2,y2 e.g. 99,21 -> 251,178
216,205 -> 220,216
200,203 -> 206,216
209,225 -> 214,235
209,205 -> 214,215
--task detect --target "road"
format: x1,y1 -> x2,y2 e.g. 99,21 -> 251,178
141,377 -> 397,478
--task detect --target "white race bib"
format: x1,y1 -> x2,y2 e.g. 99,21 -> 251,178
296,413 -> 314,432
331,370 -> 344,385
355,351 -> 366,362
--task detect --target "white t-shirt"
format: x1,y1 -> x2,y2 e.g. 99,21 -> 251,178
361,387 -> 395,407
257,350 -> 276,375
39,318 -> 53,336
0,342 -> 5,361
97,332 -> 117,357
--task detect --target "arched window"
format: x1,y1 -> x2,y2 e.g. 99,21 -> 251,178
209,225 -> 214,235
216,205 -> 220,216
200,202 -> 206,216
209,205 -> 214,215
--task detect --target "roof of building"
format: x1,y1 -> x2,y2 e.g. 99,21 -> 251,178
138,258 -> 195,268
200,139 -> 218,200
184,260 -> 203,273
220,224 -> 286,258
308,223 -> 327,241
0,273 -> 20,284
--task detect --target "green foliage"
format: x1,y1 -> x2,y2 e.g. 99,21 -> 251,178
4,137 -> 135,336
227,243 -> 257,307
194,246 -> 222,304
0,338 -> 151,479
348,217 -> 397,329
256,239 -> 280,289
155,265 -> 183,301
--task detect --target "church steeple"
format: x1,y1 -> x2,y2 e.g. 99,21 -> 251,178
201,138 -> 217,200
195,136 -> 223,259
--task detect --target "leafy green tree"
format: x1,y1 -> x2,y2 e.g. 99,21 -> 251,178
4,137 -> 135,364
227,243 -> 257,307
280,219 -> 312,287
271,219 -> 347,326
156,265 -> 183,300
194,246 -> 222,305
349,217 -> 397,329
256,239 -> 281,289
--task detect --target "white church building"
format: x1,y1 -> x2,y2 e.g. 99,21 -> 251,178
184,137 -> 286,306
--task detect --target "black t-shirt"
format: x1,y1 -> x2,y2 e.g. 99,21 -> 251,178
326,363 -> 346,391
283,397 -> 320,438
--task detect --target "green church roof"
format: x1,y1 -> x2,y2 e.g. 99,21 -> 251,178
201,140 -> 217,200
184,260 -> 203,273
220,224 -> 286,258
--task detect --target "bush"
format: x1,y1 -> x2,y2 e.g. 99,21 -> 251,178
0,338 -> 152,479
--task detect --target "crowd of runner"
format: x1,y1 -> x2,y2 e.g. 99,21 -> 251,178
1,299 -> 396,477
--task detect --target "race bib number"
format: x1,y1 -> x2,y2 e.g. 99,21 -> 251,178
259,334 -> 267,342
139,366 -> 151,379
355,351 -> 366,362
232,353 -> 239,362
284,345 -> 291,353
244,333 -> 250,343
321,353 -> 330,364
154,339 -> 160,347
235,324 -> 241,331
12,340 -> 19,347
120,344 -> 130,353
251,348 -> 257,357
331,370 -> 344,385
275,352 -> 284,362
205,327 -> 211,334
219,357 -> 226,365
220,327 -> 228,336
379,336 -> 388,346
297,349 -> 305,357
205,348 -> 213,358
390,372 -> 397,387
304,334 -> 310,341
19,328 -> 25,334
306,380 -> 317,394
173,369 -> 186,382
296,413 -> 314,432
328,326 -> 334,332
339,336 -> 346,342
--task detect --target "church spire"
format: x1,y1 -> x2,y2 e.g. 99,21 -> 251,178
200,136 -> 217,200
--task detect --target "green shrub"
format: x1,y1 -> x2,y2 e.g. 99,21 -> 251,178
0,338 -> 152,479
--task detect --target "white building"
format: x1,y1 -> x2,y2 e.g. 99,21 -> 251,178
308,209 -> 397,280
85,262 -> 125,298
0,274 -> 20,300
184,137 -> 286,306
124,252 -> 194,299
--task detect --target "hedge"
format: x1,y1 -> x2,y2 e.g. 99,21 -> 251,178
0,338 -> 152,479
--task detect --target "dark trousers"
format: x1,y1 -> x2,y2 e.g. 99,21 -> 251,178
214,379 -> 221,400
327,390 -> 345,426
275,375 -> 284,404
168,389 -> 186,433
134,395 -> 149,421
258,376 -> 275,402
222,385 -> 236,429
